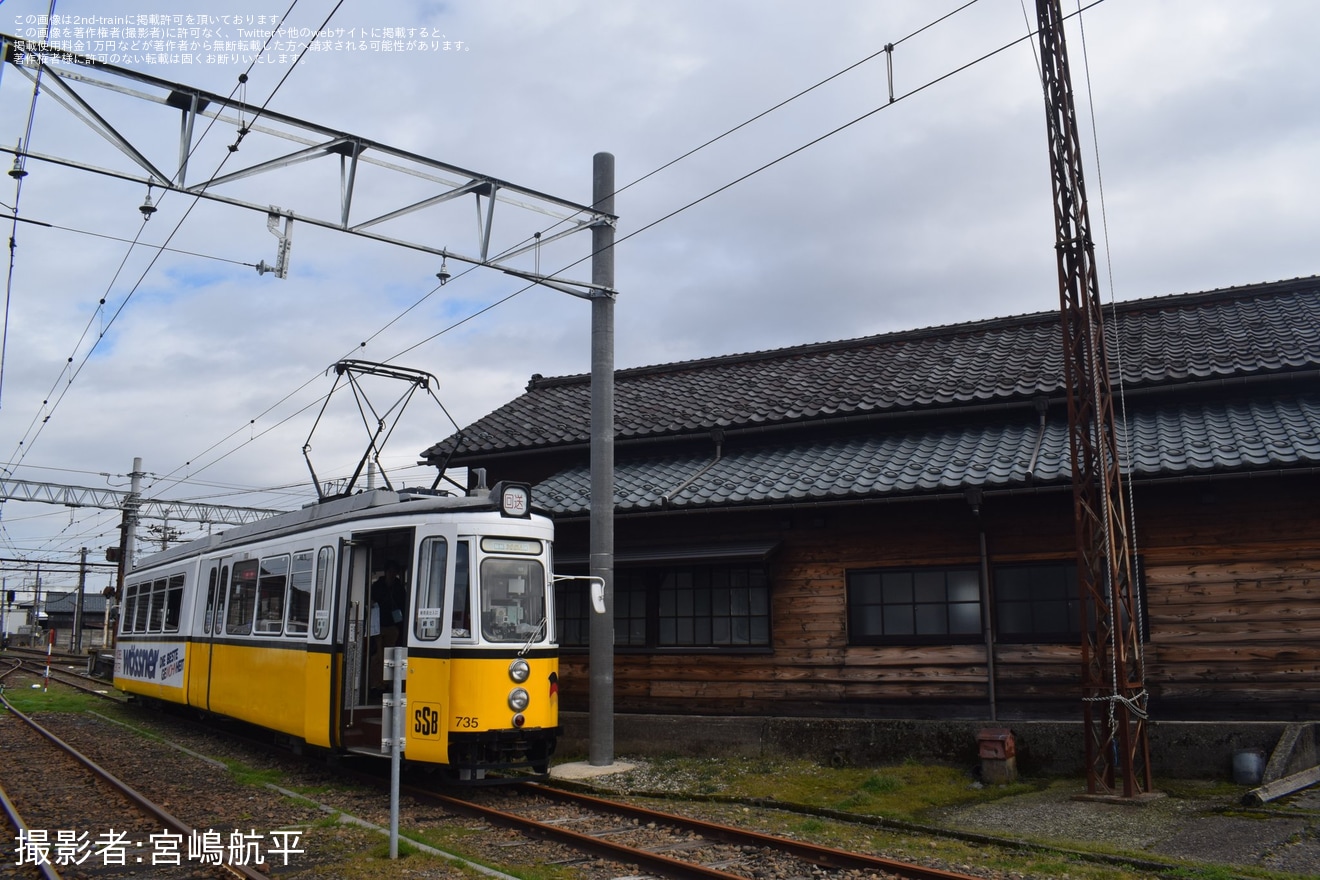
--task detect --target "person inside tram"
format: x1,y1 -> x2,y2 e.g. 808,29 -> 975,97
368,561 -> 408,695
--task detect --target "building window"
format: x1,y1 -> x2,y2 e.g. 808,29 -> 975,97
847,566 -> 982,645
556,562 -> 772,650
993,560 -> 1145,643
658,565 -> 769,647
615,569 -> 648,647
556,577 -> 590,648
994,562 -> 1079,643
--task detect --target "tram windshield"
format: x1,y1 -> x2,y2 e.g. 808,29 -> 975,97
479,556 -> 546,643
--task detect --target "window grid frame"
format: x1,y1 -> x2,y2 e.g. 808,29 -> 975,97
847,565 -> 984,646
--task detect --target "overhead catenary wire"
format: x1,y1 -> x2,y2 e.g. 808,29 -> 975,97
0,0 -> 339,557
0,0 -> 342,480
157,0 -> 1105,498
1072,0 -> 1148,691
391,0 -> 1107,363
9,0 -> 998,507
0,0 -> 59,411
13,217 -> 261,267
15,1 -> 1111,560
5,211 -> 154,465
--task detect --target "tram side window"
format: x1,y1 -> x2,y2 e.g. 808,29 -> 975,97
146,579 -> 167,632
255,554 -> 289,635
213,565 -> 229,634
119,584 -> 132,633
451,541 -> 471,639
163,574 -> 185,632
312,546 -> 334,640
226,559 -> 259,635
203,567 -> 218,634
132,582 -> 151,632
122,584 -> 139,633
415,537 -> 447,641
287,551 -> 313,636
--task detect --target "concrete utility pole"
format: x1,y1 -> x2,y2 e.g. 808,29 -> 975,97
73,547 -> 87,652
32,565 -> 42,637
114,458 -> 145,623
588,153 -> 616,767
2,37 -> 621,762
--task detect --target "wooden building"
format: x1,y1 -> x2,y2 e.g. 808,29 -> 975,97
424,277 -> 1320,722
42,591 -> 111,650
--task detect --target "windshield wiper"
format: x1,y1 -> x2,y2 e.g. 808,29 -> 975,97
519,617 -> 546,656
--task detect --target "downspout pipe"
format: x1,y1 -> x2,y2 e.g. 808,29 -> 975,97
660,428 -> 725,506
1025,396 -> 1049,480
966,487 -> 997,721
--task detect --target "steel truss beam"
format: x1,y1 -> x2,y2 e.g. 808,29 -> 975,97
0,476 -> 284,526
1036,0 -> 1152,798
1,35 -> 615,293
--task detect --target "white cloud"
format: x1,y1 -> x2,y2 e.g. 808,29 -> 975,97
1,0 -> 1317,573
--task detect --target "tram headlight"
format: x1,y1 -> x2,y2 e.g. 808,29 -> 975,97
508,687 -> 530,712
508,658 -> 531,683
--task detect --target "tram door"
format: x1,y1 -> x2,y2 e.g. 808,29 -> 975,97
338,527 -> 414,752
189,558 -> 228,710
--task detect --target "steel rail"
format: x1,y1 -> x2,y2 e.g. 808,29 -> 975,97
0,691 -> 272,880
6,666 -> 978,880
521,783 -> 985,880
13,659 -> 123,701
434,783 -> 986,880
0,779 -> 63,880
421,787 -> 753,880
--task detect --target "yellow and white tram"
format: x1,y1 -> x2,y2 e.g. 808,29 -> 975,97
113,483 -> 558,778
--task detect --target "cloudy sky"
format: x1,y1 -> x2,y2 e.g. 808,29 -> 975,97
0,0 -> 1316,596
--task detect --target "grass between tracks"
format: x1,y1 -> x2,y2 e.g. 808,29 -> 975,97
562,754 -> 1315,880
6,683 -> 1309,880
0,682 -> 104,714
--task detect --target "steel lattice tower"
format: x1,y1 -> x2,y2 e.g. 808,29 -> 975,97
1035,0 -> 1153,798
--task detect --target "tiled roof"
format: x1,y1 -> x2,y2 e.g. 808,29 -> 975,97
534,394 -> 1320,515
42,592 -> 109,614
427,276 -> 1320,460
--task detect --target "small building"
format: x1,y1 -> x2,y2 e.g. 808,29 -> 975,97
42,591 -> 111,651
423,276 -> 1320,722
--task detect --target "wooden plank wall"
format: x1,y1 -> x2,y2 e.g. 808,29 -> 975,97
1138,479 -> 1320,719
555,474 -> 1320,720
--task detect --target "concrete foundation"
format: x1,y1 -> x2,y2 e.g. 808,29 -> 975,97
558,712 -> 1312,781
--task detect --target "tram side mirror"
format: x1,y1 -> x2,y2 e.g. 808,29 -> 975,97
591,580 -> 606,615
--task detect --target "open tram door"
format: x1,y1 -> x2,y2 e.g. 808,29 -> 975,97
336,527 -> 415,754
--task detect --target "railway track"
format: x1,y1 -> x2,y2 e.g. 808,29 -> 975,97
8,672 -> 992,879
0,667 -> 280,880
441,782 -> 988,880
1,647 -> 95,669
0,693 -> 275,880
7,659 -> 122,702
7,668 -> 1248,880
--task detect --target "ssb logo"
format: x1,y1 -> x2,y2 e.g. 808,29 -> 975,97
412,702 -> 443,738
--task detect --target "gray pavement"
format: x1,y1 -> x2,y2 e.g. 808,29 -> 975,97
938,782 -> 1320,875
